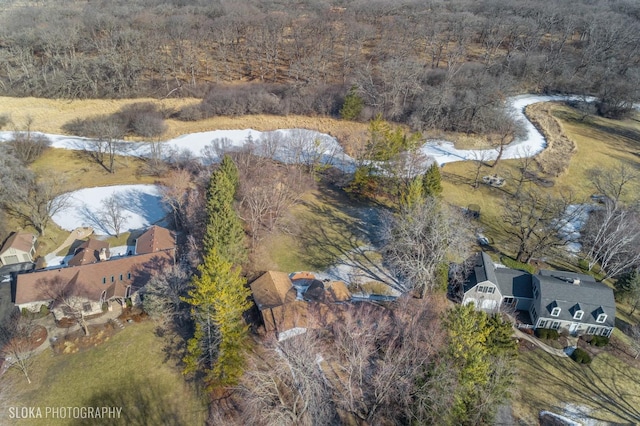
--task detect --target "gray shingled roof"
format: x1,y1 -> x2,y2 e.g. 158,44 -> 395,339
535,271 -> 616,328
494,268 -> 533,299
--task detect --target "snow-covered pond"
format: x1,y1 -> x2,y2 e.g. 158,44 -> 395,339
51,184 -> 166,235
23,94 -> 598,234
0,94 -> 596,172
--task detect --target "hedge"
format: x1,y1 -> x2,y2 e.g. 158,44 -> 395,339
536,328 -> 560,340
571,348 -> 592,364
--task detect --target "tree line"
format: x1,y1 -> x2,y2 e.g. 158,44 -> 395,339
0,0 -> 638,131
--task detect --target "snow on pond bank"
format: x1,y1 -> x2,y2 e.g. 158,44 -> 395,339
51,185 -> 166,235
0,94 -> 598,171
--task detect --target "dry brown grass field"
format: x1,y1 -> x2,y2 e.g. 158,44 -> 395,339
0,96 -> 369,145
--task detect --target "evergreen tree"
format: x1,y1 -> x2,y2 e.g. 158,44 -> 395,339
442,305 -> 517,425
219,154 -> 239,190
400,176 -> 424,211
339,85 -> 364,121
422,163 -> 443,197
203,165 -> 246,263
182,248 -> 250,386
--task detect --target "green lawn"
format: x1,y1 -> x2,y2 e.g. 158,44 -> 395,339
251,185 -> 374,274
441,105 -> 640,257
1,321 -> 207,425
514,349 -> 640,424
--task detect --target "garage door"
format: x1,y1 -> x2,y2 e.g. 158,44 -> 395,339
481,299 -> 498,311
3,255 -> 19,265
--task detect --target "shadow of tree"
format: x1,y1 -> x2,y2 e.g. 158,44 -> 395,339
71,378 -> 204,426
520,350 -> 640,424
294,189 -> 400,290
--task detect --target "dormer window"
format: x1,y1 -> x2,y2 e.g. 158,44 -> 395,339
573,310 -> 584,320
596,313 -> 607,323
551,307 -> 561,317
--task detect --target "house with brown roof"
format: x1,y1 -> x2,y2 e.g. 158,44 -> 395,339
67,239 -> 110,267
13,226 -> 176,320
250,271 -> 351,337
135,225 -> 175,255
0,232 -> 36,266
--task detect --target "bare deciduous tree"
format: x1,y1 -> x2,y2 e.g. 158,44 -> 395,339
0,162 -> 71,237
500,189 -> 585,263
40,276 -> 92,336
142,263 -> 190,324
587,164 -> 637,209
6,117 -> 51,164
99,193 -> 129,238
582,206 -> 640,280
0,313 -> 38,384
382,197 -> 472,297
160,169 -> 194,230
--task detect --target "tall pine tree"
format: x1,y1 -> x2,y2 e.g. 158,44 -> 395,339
184,155 -> 250,387
182,247 -> 250,386
203,158 -> 246,263
422,163 -> 443,197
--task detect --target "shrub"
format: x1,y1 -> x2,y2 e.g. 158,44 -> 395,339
39,304 -> 49,316
500,256 -> 536,274
589,335 -> 609,347
340,86 -> 364,120
535,328 -> 559,340
571,348 -> 592,364
577,258 -> 589,271
102,302 -> 109,312
125,298 -> 133,308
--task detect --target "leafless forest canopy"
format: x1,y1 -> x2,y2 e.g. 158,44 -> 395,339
1,0 -> 639,130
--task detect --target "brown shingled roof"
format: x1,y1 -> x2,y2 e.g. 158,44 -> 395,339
135,226 -> 176,255
0,232 -> 35,255
15,250 -> 175,305
250,271 -> 297,310
67,239 -> 110,267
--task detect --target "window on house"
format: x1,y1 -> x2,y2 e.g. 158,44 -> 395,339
587,326 -> 596,334
605,328 -> 612,337
531,307 -> 537,319
538,320 -> 547,328
487,287 -> 495,294
596,314 -> 607,323
120,274 -> 123,281
532,285 -> 539,299
102,277 -> 106,284
127,273 -> 131,279
111,276 -> 114,283
551,307 -> 561,317
551,321 -> 560,330
503,297 -> 515,305
573,310 -> 584,320
477,285 -> 485,293
83,302 -> 92,312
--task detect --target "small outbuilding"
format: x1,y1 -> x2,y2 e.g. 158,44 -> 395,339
0,232 -> 36,266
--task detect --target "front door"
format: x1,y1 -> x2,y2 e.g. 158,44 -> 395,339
569,322 -> 579,335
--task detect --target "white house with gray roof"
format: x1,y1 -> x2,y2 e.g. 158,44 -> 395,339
462,252 -> 615,337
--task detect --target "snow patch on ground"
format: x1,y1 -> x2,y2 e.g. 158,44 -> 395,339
0,94 -> 603,173
562,403 -> 600,426
559,204 -> 592,254
51,185 -> 166,235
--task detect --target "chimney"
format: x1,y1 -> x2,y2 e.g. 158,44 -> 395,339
99,247 -> 108,261
572,278 -> 580,286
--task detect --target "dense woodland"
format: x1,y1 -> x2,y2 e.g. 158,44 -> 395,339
1,0 -> 639,133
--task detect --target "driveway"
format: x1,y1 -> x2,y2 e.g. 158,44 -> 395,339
0,281 -> 17,328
